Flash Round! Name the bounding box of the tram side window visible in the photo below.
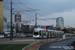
[52,32,54,35]
[48,32,50,35]
[42,31,46,35]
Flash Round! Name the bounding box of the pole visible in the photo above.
[10,1,13,40]
[35,13,37,28]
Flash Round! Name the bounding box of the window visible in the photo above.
[34,32,38,35]
[42,31,46,35]
[48,32,51,35]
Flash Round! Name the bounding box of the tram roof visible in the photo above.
[34,28,57,31]
[34,28,46,31]
[34,28,64,32]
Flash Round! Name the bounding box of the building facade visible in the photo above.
[56,17,64,29]
[4,17,7,22]
[15,12,21,22]
[4,22,16,34]
[0,0,3,32]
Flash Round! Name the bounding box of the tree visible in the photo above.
[29,27,35,33]
[21,28,27,33]
[62,28,68,33]
[57,27,60,30]
[15,23,19,33]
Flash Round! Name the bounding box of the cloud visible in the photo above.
[20,0,75,15]
[4,0,75,27]
[37,9,75,27]
[4,0,75,15]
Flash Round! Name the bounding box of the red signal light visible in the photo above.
[46,29,47,31]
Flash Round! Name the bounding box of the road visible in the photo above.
[39,38,75,50]
[0,37,33,40]
[0,37,75,44]
[0,37,61,44]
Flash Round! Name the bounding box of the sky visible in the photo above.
[3,0,75,27]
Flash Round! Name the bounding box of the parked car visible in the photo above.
[5,34,16,38]
[26,34,33,37]
[13,34,16,38]
[7,34,10,37]
[0,34,4,38]
[16,33,26,38]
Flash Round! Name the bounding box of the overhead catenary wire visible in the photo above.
[4,0,56,22]
[18,0,33,10]
[12,4,22,12]
[3,0,43,17]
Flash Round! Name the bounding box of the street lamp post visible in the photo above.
[10,1,13,40]
[35,13,37,28]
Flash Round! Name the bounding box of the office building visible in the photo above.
[56,17,64,29]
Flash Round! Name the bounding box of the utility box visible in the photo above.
[63,34,65,39]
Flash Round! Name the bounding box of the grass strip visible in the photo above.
[0,44,29,50]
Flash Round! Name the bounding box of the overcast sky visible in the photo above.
[3,0,75,27]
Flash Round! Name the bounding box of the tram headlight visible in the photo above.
[33,35,34,37]
[37,35,39,37]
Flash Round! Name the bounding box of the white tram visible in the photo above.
[33,28,64,38]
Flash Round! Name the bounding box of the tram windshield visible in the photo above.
[34,30,38,35]
[34,32,38,35]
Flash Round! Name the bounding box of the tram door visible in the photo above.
[51,31,55,38]
[50,31,52,38]
[56,32,57,37]
[42,31,47,38]
[48,32,51,38]
[39,31,41,38]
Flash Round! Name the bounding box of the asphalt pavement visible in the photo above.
[0,37,61,44]
[39,38,75,50]
[0,37,74,45]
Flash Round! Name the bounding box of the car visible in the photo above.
[0,34,4,38]
[26,34,33,37]
[5,34,16,38]
[19,34,26,37]
[13,34,16,38]
[6,34,10,38]
[16,33,26,38]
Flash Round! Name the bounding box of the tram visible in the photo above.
[33,28,64,38]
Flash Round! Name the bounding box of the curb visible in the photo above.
[22,40,42,50]
[70,41,75,49]
[22,37,75,50]
[22,38,61,50]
